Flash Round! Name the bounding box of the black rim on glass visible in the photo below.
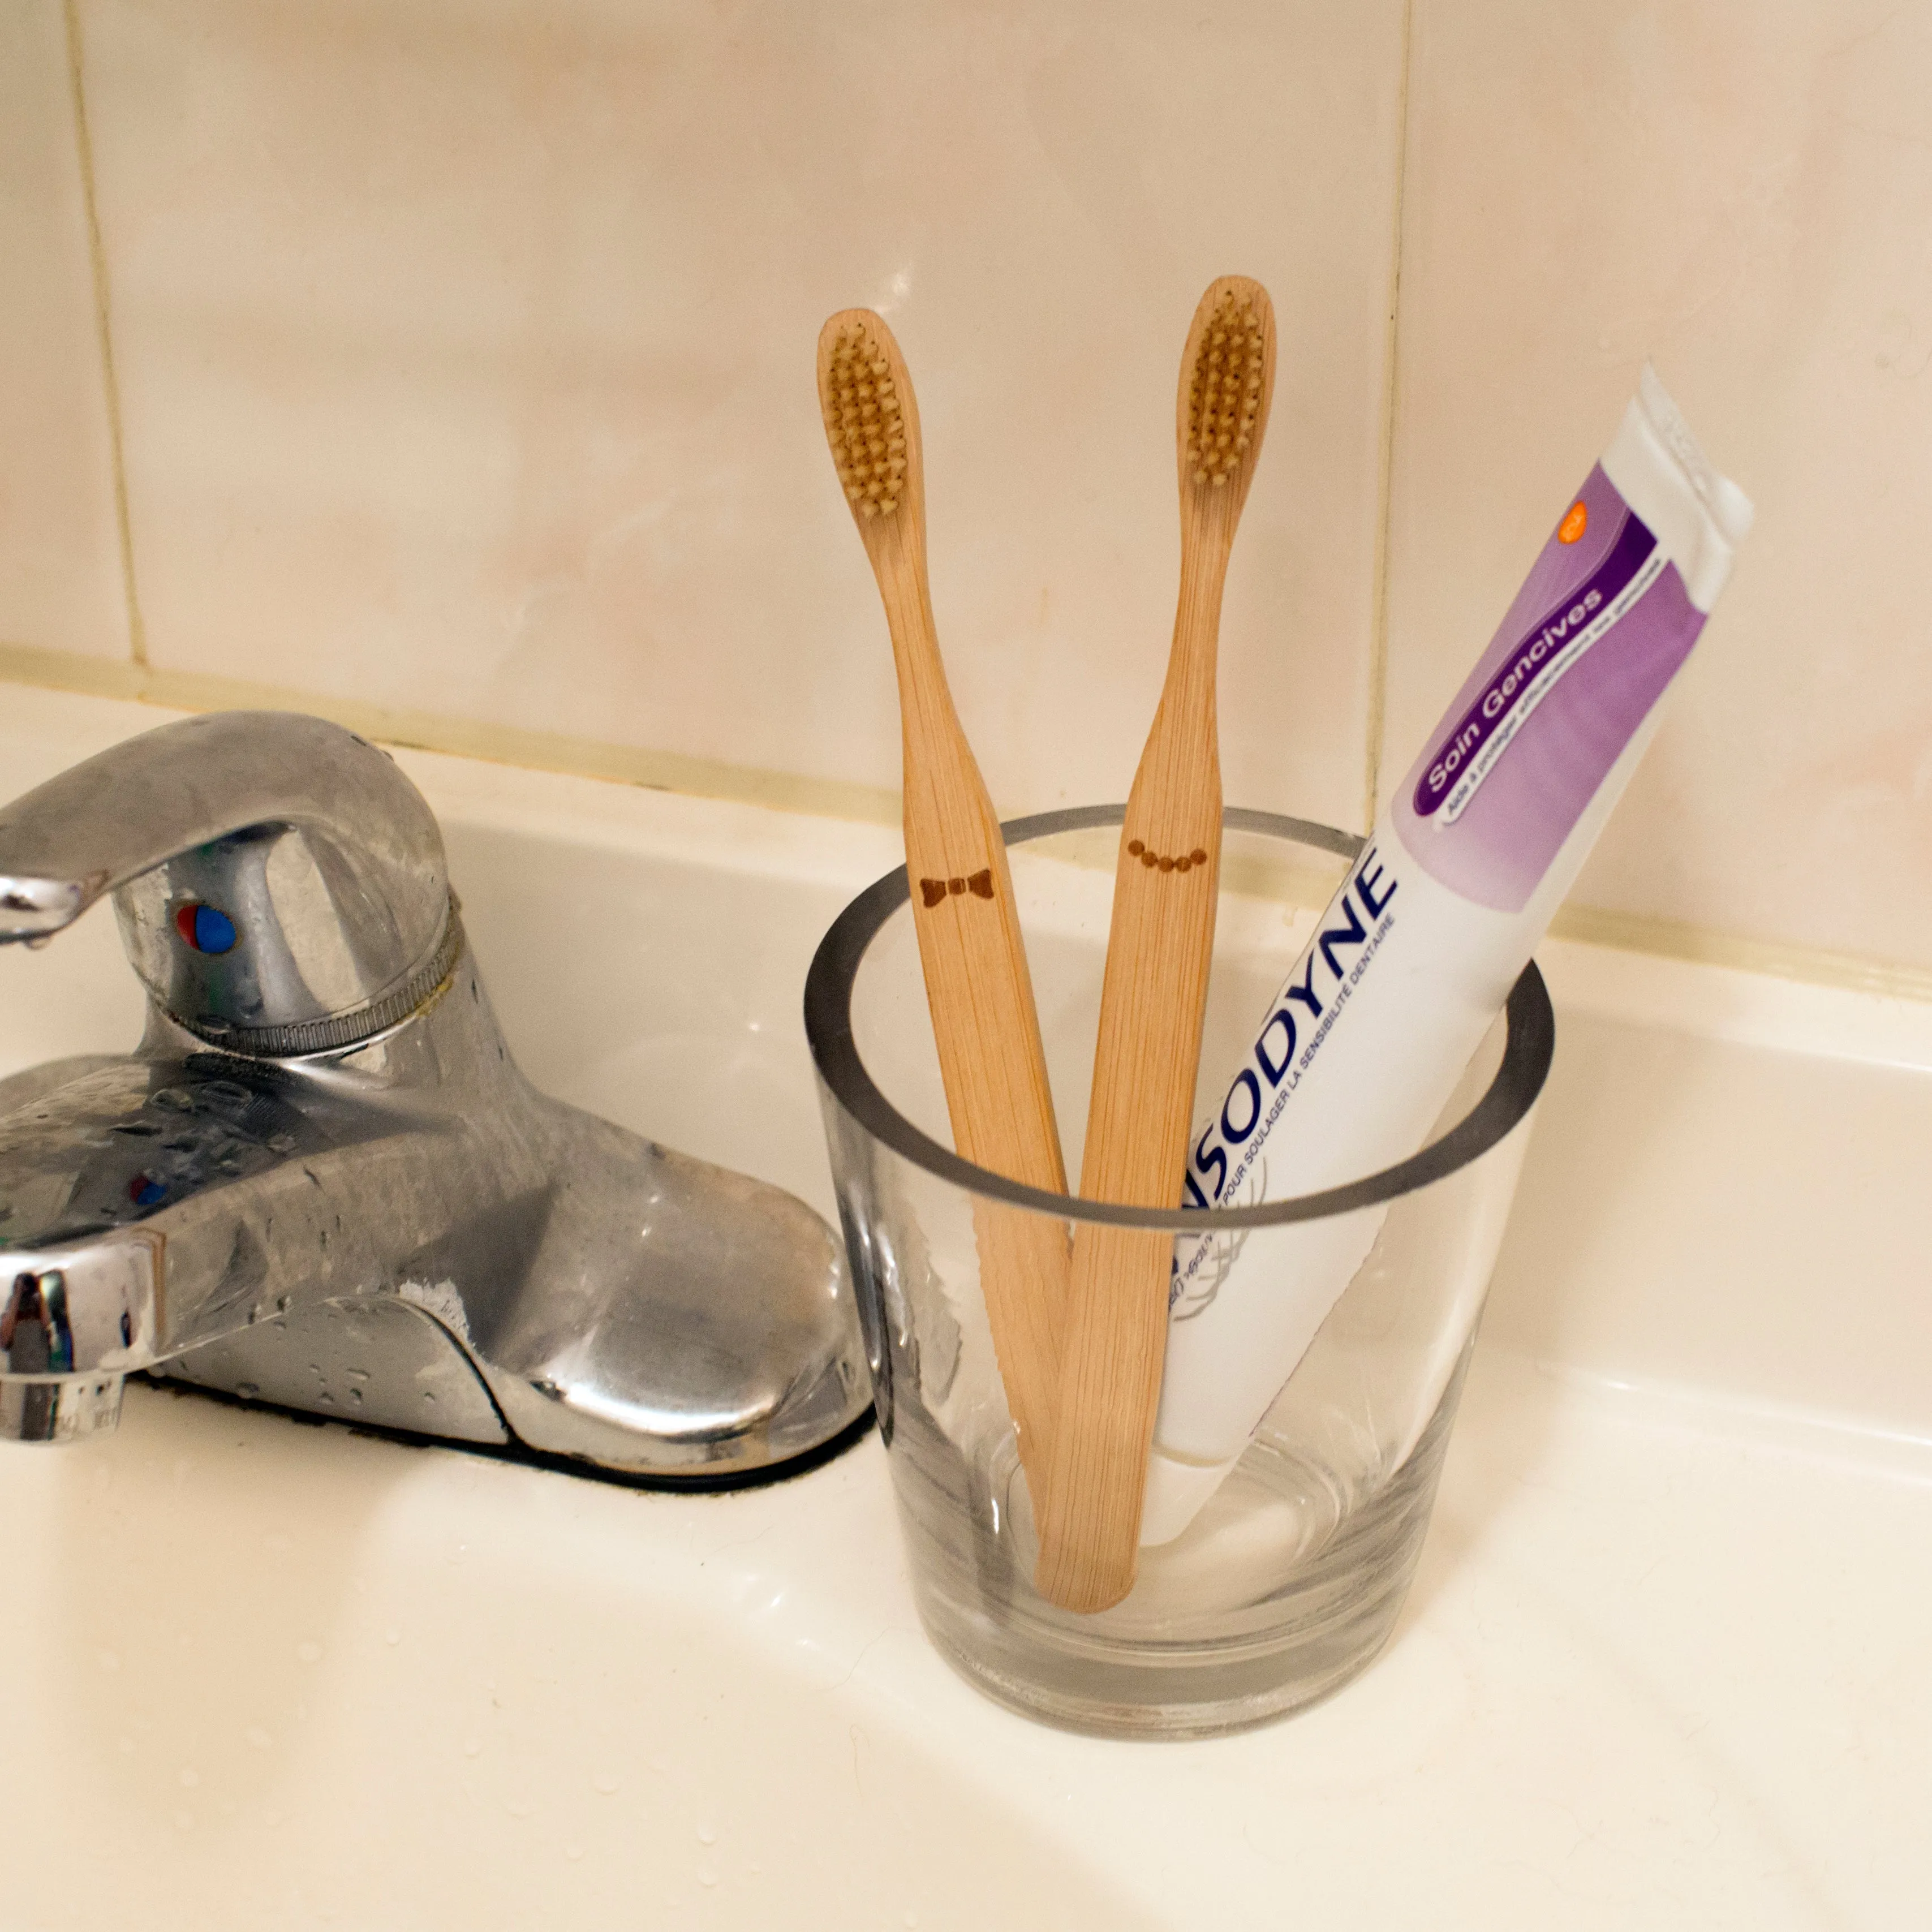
[804,805,1554,1232]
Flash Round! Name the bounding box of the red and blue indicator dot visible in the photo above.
[174,901,238,954]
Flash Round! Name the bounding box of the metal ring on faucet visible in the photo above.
[169,898,468,1061]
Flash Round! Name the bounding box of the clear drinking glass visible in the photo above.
[805,807,1552,1739]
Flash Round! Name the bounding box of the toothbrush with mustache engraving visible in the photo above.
[1036,276,1276,1611]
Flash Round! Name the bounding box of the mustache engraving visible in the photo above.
[1126,840,1210,875]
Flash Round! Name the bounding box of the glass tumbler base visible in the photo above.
[902,1363,1467,1742]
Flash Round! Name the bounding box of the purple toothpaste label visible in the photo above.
[1411,509,1659,820]
[1393,465,1708,914]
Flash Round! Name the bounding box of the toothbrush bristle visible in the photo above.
[1185,289,1267,489]
[823,322,908,520]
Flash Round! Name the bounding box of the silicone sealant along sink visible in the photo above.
[0,687,1928,1929]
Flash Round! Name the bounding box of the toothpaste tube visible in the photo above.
[1142,366,1753,1544]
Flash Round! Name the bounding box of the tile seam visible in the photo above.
[2,640,1925,1007]
[0,638,901,827]
[1362,0,1414,836]
[62,0,147,669]
[1543,903,1932,1006]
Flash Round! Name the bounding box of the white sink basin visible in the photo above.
[0,686,1926,1929]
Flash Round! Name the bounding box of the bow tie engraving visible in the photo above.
[919,869,995,909]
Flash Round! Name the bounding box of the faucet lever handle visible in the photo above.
[0,711,453,1056]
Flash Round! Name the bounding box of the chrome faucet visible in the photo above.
[0,711,869,1478]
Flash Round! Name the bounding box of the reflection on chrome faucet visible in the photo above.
[1,1270,76,1437]
[0,711,870,1479]
[1,1273,75,1372]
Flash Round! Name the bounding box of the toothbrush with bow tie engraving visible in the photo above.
[817,309,1071,1491]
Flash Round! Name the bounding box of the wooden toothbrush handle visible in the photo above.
[1074,802,1221,1208]
[824,308,1072,1495]
[1034,731,1222,1612]
[901,721,1069,1485]
[1034,1218,1173,1607]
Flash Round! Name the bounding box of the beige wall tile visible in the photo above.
[1384,0,1932,967]
[76,0,1405,831]
[0,2,130,659]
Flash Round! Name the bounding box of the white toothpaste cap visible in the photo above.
[1604,363,1756,614]
[1139,1446,1243,1547]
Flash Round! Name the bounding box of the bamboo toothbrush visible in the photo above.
[817,309,1071,1488]
[1035,277,1276,1612]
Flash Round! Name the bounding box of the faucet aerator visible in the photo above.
[0,1375,124,1443]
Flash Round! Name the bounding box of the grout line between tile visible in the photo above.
[0,638,902,829]
[1544,902,1932,1007]
[63,0,147,669]
[5,638,1929,1007]
[1362,0,1414,836]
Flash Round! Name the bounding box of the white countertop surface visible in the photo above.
[0,684,1925,1929]
[2,1350,1920,1930]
